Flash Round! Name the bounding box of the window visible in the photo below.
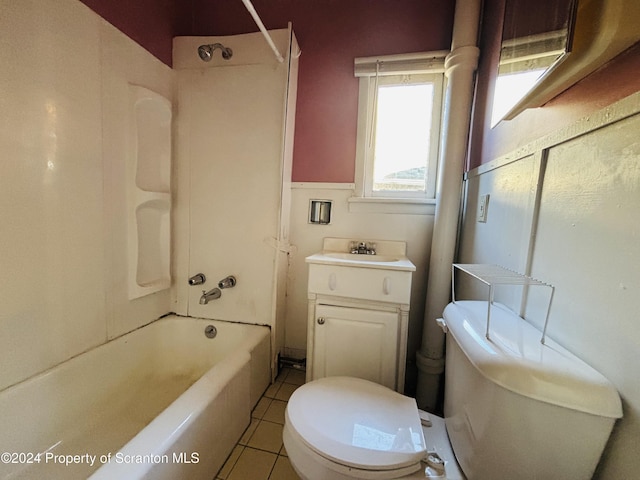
[490,69,545,126]
[353,52,445,207]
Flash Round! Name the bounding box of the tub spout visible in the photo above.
[200,288,222,304]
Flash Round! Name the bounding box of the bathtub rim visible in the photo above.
[0,313,271,396]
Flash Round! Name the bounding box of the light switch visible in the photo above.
[478,194,489,223]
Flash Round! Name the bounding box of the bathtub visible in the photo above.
[0,315,270,480]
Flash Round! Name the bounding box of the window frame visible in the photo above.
[353,51,447,207]
[365,73,443,199]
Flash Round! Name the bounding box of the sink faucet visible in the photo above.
[350,241,376,255]
[200,288,221,304]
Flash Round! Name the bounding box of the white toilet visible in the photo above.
[283,301,623,480]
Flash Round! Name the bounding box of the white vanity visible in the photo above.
[305,238,415,393]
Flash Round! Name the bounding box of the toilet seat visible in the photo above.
[285,377,427,478]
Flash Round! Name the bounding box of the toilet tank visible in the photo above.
[442,301,622,480]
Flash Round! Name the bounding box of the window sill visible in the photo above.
[348,196,436,215]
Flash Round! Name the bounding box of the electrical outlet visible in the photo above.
[478,194,489,223]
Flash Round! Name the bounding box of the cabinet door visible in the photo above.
[313,304,398,389]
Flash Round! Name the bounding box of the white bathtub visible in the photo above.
[0,315,270,480]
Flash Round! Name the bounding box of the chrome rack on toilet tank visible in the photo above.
[448,263,555,343]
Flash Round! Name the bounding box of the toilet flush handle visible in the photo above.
[436,318,448,333]
[423,452,446,477]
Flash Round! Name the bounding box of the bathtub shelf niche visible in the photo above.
[127,85,172,299]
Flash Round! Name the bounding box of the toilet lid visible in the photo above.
[286,377,426,471]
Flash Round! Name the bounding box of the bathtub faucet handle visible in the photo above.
[218,275,237,289]
[188,273,206,286]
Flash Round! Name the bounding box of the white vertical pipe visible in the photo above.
[415,0,481,411]
[241,0,285,63]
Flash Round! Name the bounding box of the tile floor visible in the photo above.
[215,367,306,480]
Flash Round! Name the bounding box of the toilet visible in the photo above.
[283,301,623,480]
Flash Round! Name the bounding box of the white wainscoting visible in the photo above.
[459,91,640,480]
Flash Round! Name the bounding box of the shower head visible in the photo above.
[197,45,214,61]
[197,43,233,61]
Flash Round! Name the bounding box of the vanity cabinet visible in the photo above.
[311,303,401,390]
[305,238,415,393]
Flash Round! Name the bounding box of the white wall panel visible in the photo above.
[460,94,640,480]
[0,0,105,390]
[526,114,640,479]
[458,155,540,310]
[0,0,174,391]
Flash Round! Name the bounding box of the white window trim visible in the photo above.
[364,73,444,199]
[352,51,448,214]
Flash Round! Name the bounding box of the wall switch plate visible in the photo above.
[478,194,489,223]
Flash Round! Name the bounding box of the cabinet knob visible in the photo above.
[317,317,325,325]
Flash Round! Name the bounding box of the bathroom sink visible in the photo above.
[305,238,416,271]
[323,253,400,263]
[306,251,415,272]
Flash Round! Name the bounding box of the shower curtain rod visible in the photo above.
[241,0,285,63]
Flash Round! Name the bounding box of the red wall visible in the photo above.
[81,0,454,184]
[76,0,640,177]
[469,0,640,170]
[186,0,454,183]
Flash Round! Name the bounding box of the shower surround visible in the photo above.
[1,1,297,478]
[0,0,174,394]
[172,28,300,377]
